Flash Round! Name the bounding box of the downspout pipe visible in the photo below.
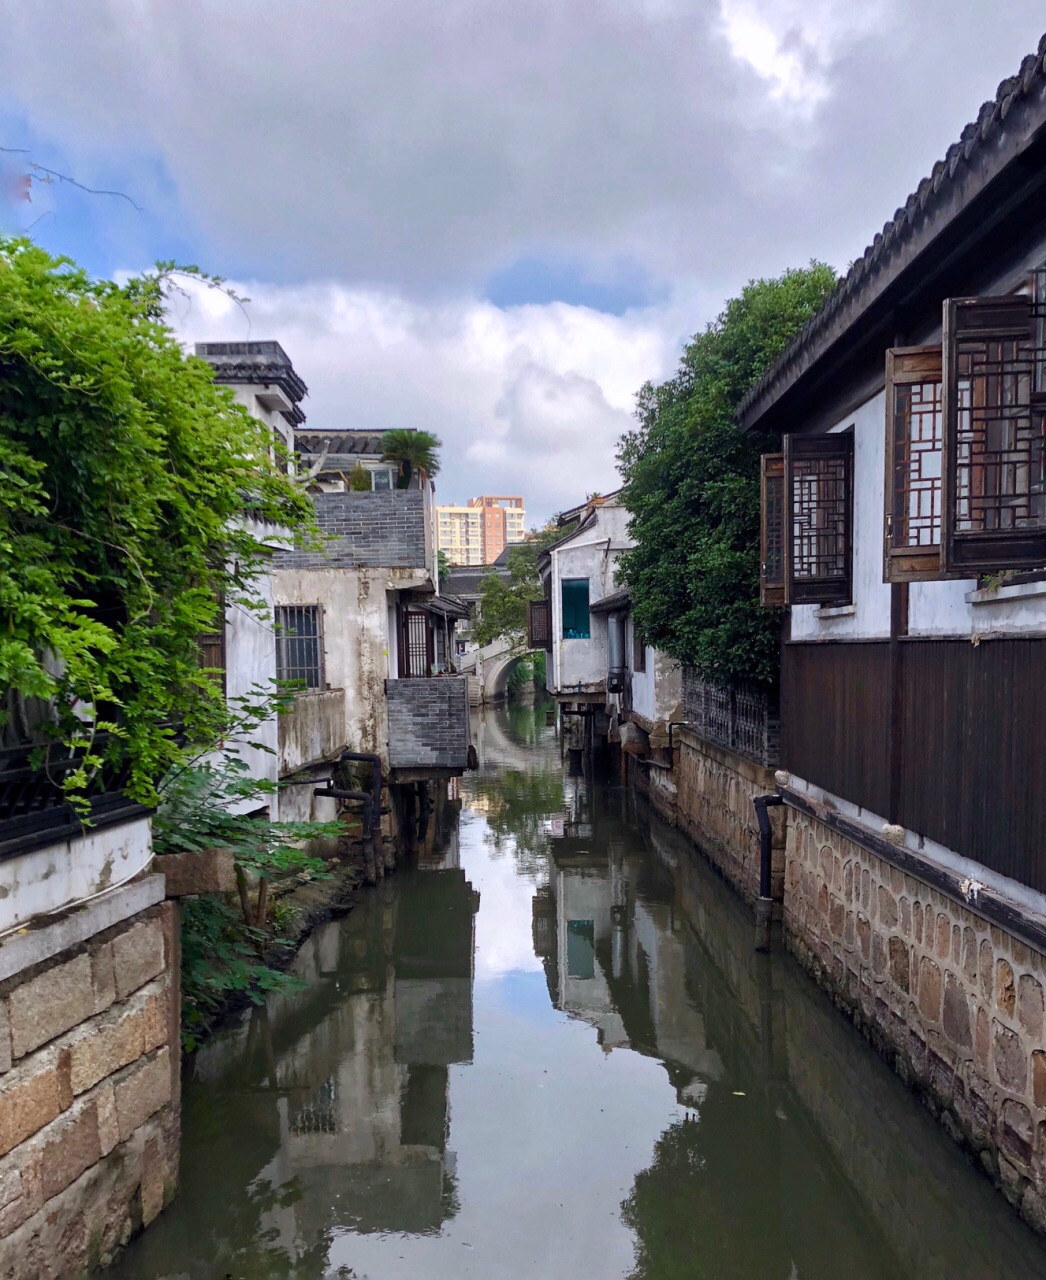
[753,794,785,952]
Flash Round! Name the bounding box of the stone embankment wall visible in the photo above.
[634,721,1046,1236]
[0,889,180,1279]
[644,726,784,908]
[784,805,1046,1234]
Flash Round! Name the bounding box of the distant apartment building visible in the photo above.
[437,495,526,565]
[437,505,485,566]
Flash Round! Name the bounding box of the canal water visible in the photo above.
[114,701,1046,1280]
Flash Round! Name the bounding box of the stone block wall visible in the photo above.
[387,677,470,770]
[0,901,180,1278]
[662,727,784,907]
[273,490,427,571]
[784,806,1046,1233]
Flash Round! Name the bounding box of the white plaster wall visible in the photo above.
[791,390,1046,642]
[631,647,682,724]
[273,565,431,766]
[0,816,153,935]
[222,569,280,816]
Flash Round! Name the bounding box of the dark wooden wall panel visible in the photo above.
[781,642,892,822]
[782,637,1046,893]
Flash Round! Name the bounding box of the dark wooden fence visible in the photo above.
[781,637,1046,892]
[682,668,780,768]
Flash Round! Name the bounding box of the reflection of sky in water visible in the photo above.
[462,809,543,980]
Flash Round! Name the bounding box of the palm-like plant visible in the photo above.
[380,428,442,489]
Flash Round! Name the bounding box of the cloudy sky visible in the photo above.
[2,2,1044,522]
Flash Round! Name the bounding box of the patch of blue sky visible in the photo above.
[0,108,200,281]
[479,968,556,1022]
[484,252,666,315]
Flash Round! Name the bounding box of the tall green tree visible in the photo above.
[0,238,316,801]
[617,264,837,689]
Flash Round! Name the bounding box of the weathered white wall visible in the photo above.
[273,565,430,766]
[631,646,681,725]
[223,567,280,815]
[0,816,153,935]
[789,390,1046,642]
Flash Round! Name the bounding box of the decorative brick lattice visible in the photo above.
[681,668,780,768]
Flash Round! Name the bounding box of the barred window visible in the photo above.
[884,346,943,582]
[784,432,854,606]
[941,280,1046,574]
[275,605,324,689]
[759,453,786,605]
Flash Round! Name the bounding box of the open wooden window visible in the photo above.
[759,453,786,605]
[884,346,943,582]
[527,599,553,651]
[784,432,854,605]
[941,281,1046,574]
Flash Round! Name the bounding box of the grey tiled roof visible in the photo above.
[296,430,408,457]
[738,33,1046,429]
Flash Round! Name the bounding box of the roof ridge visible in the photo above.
[737,34,1046,424]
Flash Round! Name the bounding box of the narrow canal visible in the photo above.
[115,701,1046,1280]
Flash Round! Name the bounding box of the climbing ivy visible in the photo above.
[617,264,838,689]
[0,238,316,801]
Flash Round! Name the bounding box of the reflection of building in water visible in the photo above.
[540,782,722,1095]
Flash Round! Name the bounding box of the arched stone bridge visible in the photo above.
[457,637,537,704]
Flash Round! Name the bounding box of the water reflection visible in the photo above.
[113,700,1046,1280]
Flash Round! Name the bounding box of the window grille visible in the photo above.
[759,453,786,605]
[275,605,324,689]
[941,277,1046,574]
[371,467,394,491]
[527,599,553,651]
[400,607,433,677]
[884,346,943,582]
[561,579,590,639]
[632,621,646,673]
[784,432,854,605]
[290,1076,340,1135]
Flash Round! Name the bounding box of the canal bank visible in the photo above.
[110,701,1046,1278]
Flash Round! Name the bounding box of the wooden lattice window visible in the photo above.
[941,280,1046,574]
[632,621,646,673]
[884,346,943,582]
[784,432,854,605]
[275,605,325,689]
[759,453,786,605]
[527,599,553,651]
[400,607,433,678]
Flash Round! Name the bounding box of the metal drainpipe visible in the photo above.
[752,794,785,952]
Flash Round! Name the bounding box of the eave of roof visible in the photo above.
[738,35,1046,433]
[589,586,631,614]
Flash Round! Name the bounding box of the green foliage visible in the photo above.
[0,238,316,803]
[153,757,341,1051]
[380,427,442,488]
[617,264,838,688]
[507,658,533,695]
[473,523,573,648]
[437,549,451,585]
[348,461,372,491]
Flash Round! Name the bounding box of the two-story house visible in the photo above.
[746,37,1046,1223]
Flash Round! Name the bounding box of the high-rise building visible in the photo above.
[437,495,526,565]
[467,496,526,564]
[436,505,485,565]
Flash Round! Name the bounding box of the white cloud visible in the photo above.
[165,274,685,522]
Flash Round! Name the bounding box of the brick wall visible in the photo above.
[273,491,427,570]
[785,807,1046,1234]
[386,678,470,770]
[0,901,179,1277]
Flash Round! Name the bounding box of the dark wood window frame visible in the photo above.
[783,431,854,606]
[527,599,553,651]
[883,345,944,583]
[399,606,434,678]
[940,280,1046,575]
[760,453,786,605]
